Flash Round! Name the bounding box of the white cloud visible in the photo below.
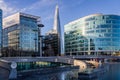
[21,0,57,12]
[43,14,53,22]
[0,0,18,17]
[20,0,56,22]
[0,0,56,21]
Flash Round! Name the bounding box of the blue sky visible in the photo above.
[0,0,120,35]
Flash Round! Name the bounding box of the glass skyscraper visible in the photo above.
[2,13,41,57]
[64,14,120,55]
[0,9,2,55]
[43,5,62,56]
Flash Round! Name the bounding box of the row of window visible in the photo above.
[65,47,120,52]
[86,29,120,34]
[85,15,120,21]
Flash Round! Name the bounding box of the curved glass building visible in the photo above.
[64,14,120,55]
[0,9,2,55]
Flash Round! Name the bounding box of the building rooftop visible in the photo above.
[4,12,40,20]
[64,13,120,27]
[19,12,40,19]
[3,12,40,29]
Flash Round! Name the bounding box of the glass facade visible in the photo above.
[0,9,2,53]
[19,15,38,52]
[64,14,120,55]
[43,31,60,56]
[2,13,40,57]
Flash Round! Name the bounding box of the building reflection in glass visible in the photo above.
[2,13,41,57]
[0,9,2,56]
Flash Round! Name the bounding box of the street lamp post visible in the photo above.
[38,24,44,57]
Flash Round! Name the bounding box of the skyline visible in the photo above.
[0,1,120,79]
[0,0,120,35]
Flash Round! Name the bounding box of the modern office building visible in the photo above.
[64,14,120,55]
[0,9,2,56]
[2,12,43,57]
[43,5,62,56]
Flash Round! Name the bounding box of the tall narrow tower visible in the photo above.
[53,5,62,55]
[44,5,62,56]
[53,5,61,33]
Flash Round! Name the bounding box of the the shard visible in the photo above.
[44,5,62,56]
[53,5,62,55]
[53,5,61,34]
